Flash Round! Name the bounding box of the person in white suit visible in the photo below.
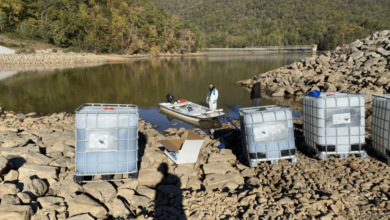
[206,83,218,110]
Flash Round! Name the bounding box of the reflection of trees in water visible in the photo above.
[0,71,17,81]
[0,63,103,76]
[0,55,306,113]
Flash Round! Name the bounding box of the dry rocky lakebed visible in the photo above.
[2,31,390,220]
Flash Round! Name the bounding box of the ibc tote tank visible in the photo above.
[371,95,390,164]
[239,105,297,167]
[74,103,139,182]
[302,92,366,159]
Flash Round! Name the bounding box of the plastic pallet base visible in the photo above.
[302,142,367,160]
[248,156,298,167]
[74,172,138,183]
[367,144,390,165]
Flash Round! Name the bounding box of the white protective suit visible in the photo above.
[207,88,219,110]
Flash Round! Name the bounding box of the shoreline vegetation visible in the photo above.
[0,0,203,56]
[4,0,389,64]
[0,32,206,65]
[151,0,390,49]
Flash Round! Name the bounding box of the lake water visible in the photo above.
[0,52,313,131]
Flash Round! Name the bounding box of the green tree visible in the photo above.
[150,0,390,49]
[0,0,198,54]
[0,0,23,26]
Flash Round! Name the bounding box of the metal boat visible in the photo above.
[159,100,225,123]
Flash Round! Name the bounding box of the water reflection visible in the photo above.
[0,71,17,81]
[159,109,222,129]
[207,52,312,61]
[0,53,311,131]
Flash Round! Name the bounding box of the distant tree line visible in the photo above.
[0,0,203,54]
[150,0,390,49]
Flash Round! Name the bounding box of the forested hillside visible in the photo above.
[150,0,390,49]
[0,0,201,54]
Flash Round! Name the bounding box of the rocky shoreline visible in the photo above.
[0,49,205,66]
[237,30,390,127]
[0,50,107,65]
[0,108,389,220]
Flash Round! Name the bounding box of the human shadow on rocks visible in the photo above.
[152,163,186,220]
[138,131,147,165]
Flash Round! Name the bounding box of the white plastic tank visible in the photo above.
[371,95,390,163]
[74,103,138,182]
[303,92,366,159]
[239,105,297,167]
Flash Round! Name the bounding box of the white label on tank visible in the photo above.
[333,113,351,124]
[89,134,109,149]
[254,127,270,140]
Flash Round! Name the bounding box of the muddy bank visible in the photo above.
[0,108,389,220]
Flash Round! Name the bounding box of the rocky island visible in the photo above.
[237,30,390,129]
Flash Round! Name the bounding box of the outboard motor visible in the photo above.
[166,93,175,104]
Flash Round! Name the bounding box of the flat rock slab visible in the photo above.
[37,196,65,209]
[17,192,31,204]
[38,133,74,147]
[50,179,83,200]
[0,150,52,166]
[136,185,156,201]
[175,165,197,177]
[202,163,235,175]
[18,164,58,179]
[0,205,32,220]
[203,174,234,189]
[106,198,131,218]
[67,194,108,219]
[0,136,29,148]
[83,181,116,203]
[0,183,18,198]
[117,188,135,204]
[4,170,18,181]
[128,194,151,207]
[138,168,164,188]
[186,178,202,190]
[207,150,236,163]
[67,213,95,220]
[0,194,20,206]
[118,179,139,190]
